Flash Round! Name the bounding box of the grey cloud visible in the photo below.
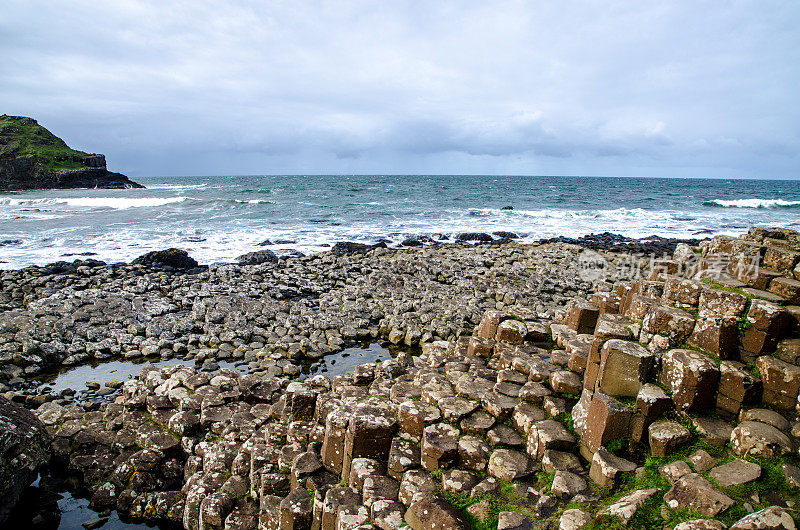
[1,0,799,177]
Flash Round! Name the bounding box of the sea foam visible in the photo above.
[704,198,800,208]
[0,197,189,209]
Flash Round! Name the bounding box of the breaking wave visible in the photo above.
[704,198,800,209]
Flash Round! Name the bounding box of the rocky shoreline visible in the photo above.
[2,229,800,529]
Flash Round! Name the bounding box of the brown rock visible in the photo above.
[716,361,762,419]
[458,435,491,472]
[527,420,576,460]
[595,339,655,398]
[477,310,508,339]
[565,301,599,335]
[549,370,582,395]
[496,319,528,345]
[729,505,797,530]
[468,336,495,358]
[588,447,636,487]
[664,473,734,517]
[660,349,720,412]
[279,487,313,530]
[687,317,739,358]
[550,470,588,499]
[630,384,672,442]
[776,338,800,365]
[730,420,793,458]
[699,288,749,319]
[770,277,800,304]
[764,247,800,272]
[663,277,704,308]
[642,305,697,346]
[404,494,469,530]
[582,393,631,453]
[755,355,800,410]
[709,459,761,487]
[748,299,791,335]
[692,417,733,447]
[488,449,535,481]
[648,420,691,457]
[421,423,460,471]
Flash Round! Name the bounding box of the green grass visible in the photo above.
[700,278,748,296]
[0,114,92,171]
[442,488,542,530]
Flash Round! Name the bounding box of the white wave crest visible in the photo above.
[0,196,189,209]
[705,198,800,208]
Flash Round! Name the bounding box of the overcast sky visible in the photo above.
[2,1,799,178]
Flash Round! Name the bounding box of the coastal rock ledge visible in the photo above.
[0,115,143,190]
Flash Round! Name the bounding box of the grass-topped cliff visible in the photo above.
[0,115,92,171]
[0,115,142,190]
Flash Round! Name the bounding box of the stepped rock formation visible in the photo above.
[0,115,143,190]
[3,227,800,528]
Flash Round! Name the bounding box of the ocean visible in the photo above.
[1,175,799,269]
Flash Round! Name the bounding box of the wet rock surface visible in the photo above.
[0,396,51,523]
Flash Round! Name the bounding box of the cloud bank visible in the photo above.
[2,0,799,177]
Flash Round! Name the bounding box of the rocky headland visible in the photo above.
[0,115,143,190]
[2,229,800,529]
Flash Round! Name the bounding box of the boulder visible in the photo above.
[589,447,636,487]
[498,511,534,530]
[527,420,576,460]
[730,421,793,458]
[487,449,535,481]
[565,301,599,335]
[709,459,761,487]
[594,339,654,399]
[663,277,704,308]
[642,305,696,346]
[648,421,691,457]
[630,383,672,442]
[687,317,738,358]
[664,473,734,517]
[551,470,588,499]
[405,494,469,530]
[559,508,593,530]
[729,506,797,530]
[698,288,749,319]
[132,248,199,269]
[597,488,660,524]
[582,393,631,453]
[770,277,800,304]
[236,250,278,265]
[660,349,720,412]
[755,355,800,410]
[496,319,528,344]
[2,397,51,523]
[716,361,762,419]
[763,247,800,272]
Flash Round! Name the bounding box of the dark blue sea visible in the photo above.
[1,175,799,268]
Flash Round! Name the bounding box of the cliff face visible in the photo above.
[0,115,143,190]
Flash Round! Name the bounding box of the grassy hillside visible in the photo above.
[0,115,91,171]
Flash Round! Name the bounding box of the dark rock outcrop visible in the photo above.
[0,396,51,523]
[0,115,143,190]
[331,241,388,255]
[237,249,278,265]
[132,248,200,269]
